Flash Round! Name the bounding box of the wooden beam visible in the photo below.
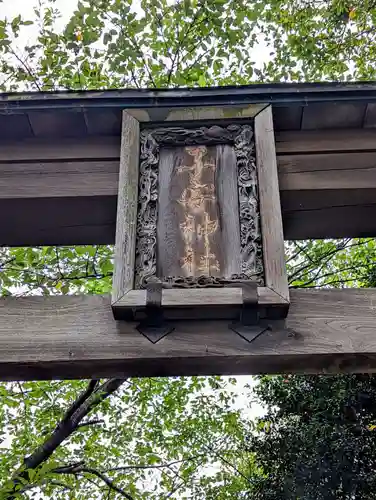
[281,189,376,240]
[0,160,119,199]
[255,106,289,302]
[114,287,287,320]
[0,289,376,380]
[3,130,376,245]
[0,136,120,161]
[112,112,140,304]
[0,197,116,246]
[275,128,376,238]
[278,152,376,190]
[275,129,376,154]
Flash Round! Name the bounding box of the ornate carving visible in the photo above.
[134,131,159,288]
[134,124,264,289]
[235,125,264,283]
[160,274,256,288]
[143,125,236,145]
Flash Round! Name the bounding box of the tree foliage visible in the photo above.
[244,238,376,499]
[248,374,376,499]
[256,0,376,81]
[0,377,251,498]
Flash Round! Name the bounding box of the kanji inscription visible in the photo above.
[134,125,264,289]
[177,146,219,277]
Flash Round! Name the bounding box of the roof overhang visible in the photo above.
[1,81,376,140]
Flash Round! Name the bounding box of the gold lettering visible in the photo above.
[197,212,220,274]
[177,145,219,276]
[179,214,196,275]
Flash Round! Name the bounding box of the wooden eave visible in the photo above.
[2,81,376,246]
[2,82,376,139]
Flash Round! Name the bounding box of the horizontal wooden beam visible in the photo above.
[275,129,376,153]
[2,130,376,245]
[0,289,376,380]
[0,160,118,199]
[0,136,120,161]
[278,137,376,238]
[113,287,288,320]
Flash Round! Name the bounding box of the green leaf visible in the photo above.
[198,73,206,86]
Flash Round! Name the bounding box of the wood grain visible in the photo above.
[0,160,119,199]
[279,151,376,172]
[116,286,286,308]
[4,125,376,245]
[278,153,376,190]
[1,288,376,379]
[216,145,243,276]
[125,104,268,123]
[301,103,366,130]
[0,136,120,161]
[111,112,140,304]
[156,145,241,279]
[276,129,376,154]
[113,284,287,321]
[255,106,289,305]
[157,148,184,277]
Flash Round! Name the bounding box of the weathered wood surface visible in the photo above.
[0,197,116,247]
[3,129,375,162]
[114,286,287,320]
[112,112,140,304]
[0,136,120,160]
[255,106,289,303]
[281,193,376,240]
[0,160,119,199]
[126,104,268,122]
[3,128,376,244]
[278,153,376,190]
[157,145,241,279]
[276,128,376,238]
[301,103,367,130]
[216,145,243,275]
[2,129,375,162]
[275,129,376,153]
[1,289,376,379]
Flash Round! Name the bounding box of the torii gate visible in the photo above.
[1,82,376,380]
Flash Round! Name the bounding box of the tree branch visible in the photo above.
[77,418,105,429]
[106,454,206,472]
[62,379,99,424]
[70,467,134,499]
[8,47,42,91]
[288,238,361,282]
[53,464,134,499]
[6,379,126,499]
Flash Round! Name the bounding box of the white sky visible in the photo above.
[1,0,78,24]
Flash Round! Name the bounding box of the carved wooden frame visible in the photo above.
[112,105,289,321]
[134,124,264,289]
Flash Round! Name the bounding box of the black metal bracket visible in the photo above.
[136,282,174,344]
[229,282,269,343]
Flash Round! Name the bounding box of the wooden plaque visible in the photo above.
[112,106,289,321]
